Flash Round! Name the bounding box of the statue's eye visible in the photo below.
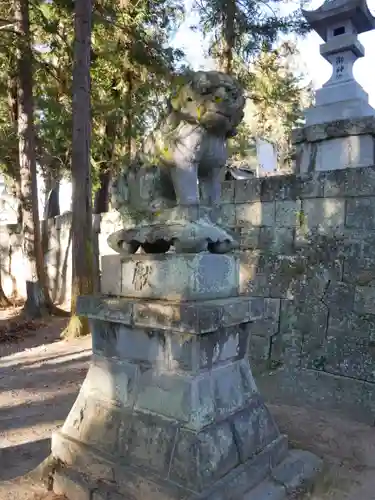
[187,97,193,102]
[214,96,223,103]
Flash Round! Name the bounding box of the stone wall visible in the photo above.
[2,166,375,422]
[219,166,375,425]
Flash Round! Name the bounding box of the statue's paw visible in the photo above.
[107,230,140,255]
[207,239,239,254]
[141,240,171,254]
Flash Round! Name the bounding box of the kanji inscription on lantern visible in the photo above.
[132,261,152,291]
[335,55,345,80]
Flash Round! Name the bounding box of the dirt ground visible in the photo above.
[0,308,374,500]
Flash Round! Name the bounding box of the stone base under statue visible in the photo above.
[49,290,322,500]
[107,205,238,255]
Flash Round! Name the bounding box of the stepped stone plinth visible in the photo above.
[49,254,322,500]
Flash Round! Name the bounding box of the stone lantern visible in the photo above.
[293,0,375,172]
[303,0,375,125]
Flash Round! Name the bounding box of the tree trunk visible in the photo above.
[7,69,22,226]
[93,120,117,214]
[220,2,235,74]
[15,0,52,318]
[63,0,93,337]
[125,69,133,161]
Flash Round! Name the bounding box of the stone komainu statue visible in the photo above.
[109,70,246,254]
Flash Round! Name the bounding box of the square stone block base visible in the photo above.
[52,432,322,500]
[101,253,240,300]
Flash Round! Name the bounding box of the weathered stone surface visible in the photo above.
[61,396,124,457]
[323,281,355,312]
[92,322,168,367]
[198,436,288,500]
[257,368,375,426]
[237,226,260,249]
[235,179,262,203]
[236,202,275,227]
[277,300,328,368]
[80,295,257,334]
[271,450,323,495]
[221,181,235,203]
[169,422,239,491]
[298,174,325,198]
[314,135,375,171]
[323,166,375,198]
[213,361,256,419]
[53,467,91,500]
[108,253,240,300]
[135,371,196,423]
[275,200,301,228]
[346,197,375,230]
[343,254,375,285]
[258,227,294,254]
[198,324,250,369]
[216,203,236,226]
[354,285,375,314]
[84,355,139,407]
[243,479,286,500]
[302,198,345,232]
[249,334,272,374]
[323,336,375,383]
[260,175,298,202]
[327,311,375,340]
[126,413,178,475]
[291,117,375,144]
[78,295,133,324]
[248,298,280,337]
[232,395,279,463]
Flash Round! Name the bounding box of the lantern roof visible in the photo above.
[302,0,375,41]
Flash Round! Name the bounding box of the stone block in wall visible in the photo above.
[221,181,235,203]
[314,135,375,171]
[292,116,375,145]
[258,227,294,254]
[248,298,280,337]
[236,202,275,227]
[343,256,375,286]
[354,286,375,315]
[275,200,301,228]
[275,299,328,369]
[216,203,236,226]
[323,282,355,313]
[301,198,345,233]
[237,226,260,249]
[322,336,375,384]
[260,175,298,202]
[323,166,375,198]
[249,335,272,374]
[239,253,306,300]
[234,179,261,203]
[298,174,325,199]
[327,311,375,342]
[346,197,375,230]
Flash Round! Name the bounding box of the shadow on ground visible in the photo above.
[0,319,91,485]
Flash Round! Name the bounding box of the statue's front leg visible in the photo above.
[199,166,223,207]
[170,161,199,205]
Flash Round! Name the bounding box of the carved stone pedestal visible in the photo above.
[50,255,322,500]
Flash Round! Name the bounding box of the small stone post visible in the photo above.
[294,0,375,173]
[49,251,322,499]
